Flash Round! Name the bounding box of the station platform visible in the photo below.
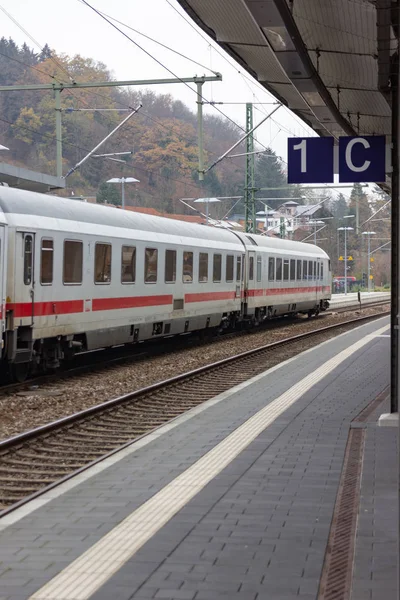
[0,316,396,600]
[330,291,390,309]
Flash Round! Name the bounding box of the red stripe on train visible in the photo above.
[7,295,173,317]
[6,284,331,317]
[185,291,236,303]
[247,286,328,297]
[92,295,173,311]
[7,300,84,318]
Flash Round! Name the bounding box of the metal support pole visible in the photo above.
[356,190,359,235]
[54,88,62,178]
[244,103,256,233]
[390,40,399,414]
[344,229,348,296]
[314,223,317,245]
[196,81,204,181]
[121,180,125,209]
[64,105,142,178]
[205,105,280,174]
[280,217,285,239]
[206,201,209,225]
[367,236,371,293]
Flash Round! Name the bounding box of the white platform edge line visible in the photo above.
[0,316,389,530]
[29,323,389,600]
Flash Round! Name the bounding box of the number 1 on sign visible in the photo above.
[293,139,307,173]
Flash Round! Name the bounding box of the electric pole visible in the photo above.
[244,103,256,233]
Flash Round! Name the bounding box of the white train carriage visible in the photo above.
[0,187,245,378]
[234,233,331,321]
[0,187,331,380]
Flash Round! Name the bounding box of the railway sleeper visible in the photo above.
[0,466,71,475]
[0,457,90,468]
[15,449,104,459]
[0,476,61,484]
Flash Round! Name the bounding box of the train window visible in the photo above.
[303,260,308,280]
[236,256,241,282]
[317,263,320,280]
[296,260,302,280]
[321,264,324,279]
[256,256,262,282]
[95,243,112,284]
[165,250,176,283]
[213,254,222,282]
[276,258,282,281]
[23,234,33,285]
[313,262,317,280]
[183,251,193,283]
[63,240,83,284]
[308,260,313,281]
[290,259,295,281]
[145,248,158,283]
[40,239,53,285]
[121,246,136,283]
[249,256,254,281]
[268,257,275,281]
[199,252,208,282]
[226,255,234,282]
[328,259,331,272]
[283,259,289,281]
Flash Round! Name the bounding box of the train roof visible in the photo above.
[0,188,329,258]
[0,187,237,243]
[235,232,329,258]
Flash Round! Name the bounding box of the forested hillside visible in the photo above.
[0,37,290,213]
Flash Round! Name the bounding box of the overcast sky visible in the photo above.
[0,0,359,197]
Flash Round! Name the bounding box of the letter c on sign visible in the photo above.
[345,138,371,172]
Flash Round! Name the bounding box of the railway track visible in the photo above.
[0,299,389,398]
[0,309,389,515]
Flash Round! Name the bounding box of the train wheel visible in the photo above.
[9,362,30,383]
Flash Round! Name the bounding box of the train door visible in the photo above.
[17,232,35,325]
[236,253,245,311]
[315,259,321,307]
[247,251,255,295]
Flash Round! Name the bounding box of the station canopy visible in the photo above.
[178,0,395,144]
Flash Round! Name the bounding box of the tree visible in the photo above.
[254,148,286,209]
[38,44,52,62]
[12,107,42,144]
[330,193,348,220]
[96,182,121,206]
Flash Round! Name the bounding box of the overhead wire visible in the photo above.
[0,38,253,182]
[0,4,75,82]
[0,5,256,181]
[78,0,272,151]
[0,114,221,197]
[165,0,313,138]
[0,49,67,82]
[77,3,219,76]
[0,1,282,194]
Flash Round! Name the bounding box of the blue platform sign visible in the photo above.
[287,135,386,184]
[338,136,386,183]
[288,137,334,184]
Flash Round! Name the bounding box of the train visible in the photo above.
[0,186,331,381]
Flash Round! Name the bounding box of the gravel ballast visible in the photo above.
[0,306,389,440]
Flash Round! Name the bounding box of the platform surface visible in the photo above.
[0,316,396,600]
